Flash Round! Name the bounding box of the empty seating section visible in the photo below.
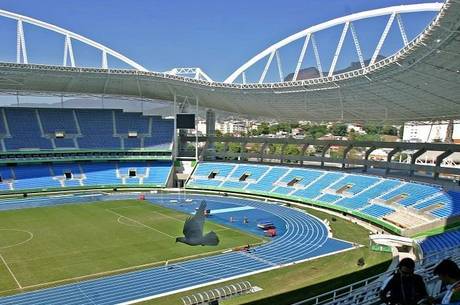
[360,204,394,218]
[13,164,60,190]
[431,191,460,218]
[3,108,53,150]
[187,162,458,225]
[80,163,121,185]
[0,107,174,151]
[272,186,294,195]
[417,230,460,256]
[246,167,288,192]
[292,172,343,200]
[115,112,149,134]
[142,161,172,185]
[0,167,12,191]
[52,163,82,187]
[330,175,379,194]
[317,193,341,203]
[279,169,323,187]
[193,163,234,178]
[190,163,235,187]
[124,138,142,149]
[381,183,440,206]
[229,165,268,181]
[0,161,171,191]
[335,180,401,210]
[76,110,120,149]
[54,138,76,148]
[39,109,78,134]
[118,162,148,176]
[222,181,247,189]
[144,116,174,150]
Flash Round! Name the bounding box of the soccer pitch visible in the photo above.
[0,200,262,295]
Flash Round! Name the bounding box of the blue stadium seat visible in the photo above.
[0,107,174,151]
[12,164,60,190]
[80,162,120,186]
[144,116,174,150]
[246,167,288,192]
[292,172,343,200]
[418,229,460,256]
[142,161,172,186]
[39,108,78,134]
[4,108,53,150]
[360,204,394,218]
[115,111,149,134]
[381,183,441,206]
[330,175,379,195]
[335,179,401,210]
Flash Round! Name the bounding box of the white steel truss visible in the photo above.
[166,68,213,82]
[224,3,442,83]
[0,9,147,71]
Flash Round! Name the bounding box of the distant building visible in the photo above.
[403,121,460,143]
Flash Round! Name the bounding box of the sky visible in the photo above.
[0,0,439,82]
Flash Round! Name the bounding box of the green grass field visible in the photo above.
[0,200,262,295]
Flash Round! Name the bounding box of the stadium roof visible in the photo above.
[0,1,458,122]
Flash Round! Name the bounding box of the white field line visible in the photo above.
[110,203,230,230]
[0,254,22,289]
[106,209,175,239]
[0,243,253,295]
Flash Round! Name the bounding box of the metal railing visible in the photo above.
[181,281,253,305]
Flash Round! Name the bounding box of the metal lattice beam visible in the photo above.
[225,3,442,83]
[0,8,147,71]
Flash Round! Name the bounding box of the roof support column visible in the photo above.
[409,147,426,176]
[434,150,453,180]
[299,143,309,166]
[342,145,353,169]
[321,144,331,168]
[385,147,401,176]
[280,142,289,164]
[259,142,268,163]
[363,146,377,172]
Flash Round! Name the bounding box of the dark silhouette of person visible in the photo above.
[380,258,428,305]
[433,259,460,304]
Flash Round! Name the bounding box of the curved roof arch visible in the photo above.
[224,3,443,84]
[0,8,148,71]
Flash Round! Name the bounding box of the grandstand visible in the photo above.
[0,2,458,305]
[0,107,174,151]
[187,162,458,235]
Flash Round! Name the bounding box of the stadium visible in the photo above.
[0,1,458,305]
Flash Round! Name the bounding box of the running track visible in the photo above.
[0,194,353,305]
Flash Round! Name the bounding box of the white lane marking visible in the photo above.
[0,254,22,289]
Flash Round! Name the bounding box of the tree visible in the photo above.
[257,122,270,135]
[329,124,348,136]
[399,125,404,139]
[228,142,241,153]
[363,124,383,135]
[382,125,398,136]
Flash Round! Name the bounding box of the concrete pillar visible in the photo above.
[445,119,454,144]
[363,146,377,172]
[206,109,216,160]
[409,147,426,176]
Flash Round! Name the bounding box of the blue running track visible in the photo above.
[0,193,353,305]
